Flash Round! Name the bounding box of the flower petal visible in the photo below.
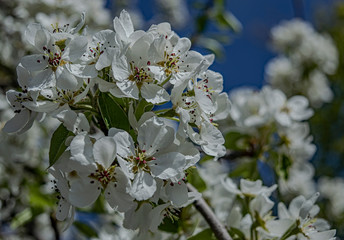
[130,171,156,201]
[93,137,116,169]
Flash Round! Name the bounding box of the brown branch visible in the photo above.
[50,213,60,240]
[187,183,232,240]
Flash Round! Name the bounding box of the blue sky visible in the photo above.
[209,0,338,92]
[110,0,339,92]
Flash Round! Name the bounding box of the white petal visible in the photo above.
[93,137,116,169]
[105,168,136,212]
[130,171,156,201]
[70,133,94,166]
[69,178,101,208]
[66,63,98,78]
[109,128,135,158]
[96,48,116,70]
[113,10,134,39]
[116,80,139,100]
[21,54,48,72]
[2,109,30,133]
[112,54,130,81]
[166,181,188,207]
[141,83,170,104]
[195,87,214,114]
[63,36,88,62]
[150,152,185,179]
[56,198,71,221]
[123,202,152,231]
[137,117,174,156]
[22,101,59,113]
[55,67,79,90]
[29,68,55,90]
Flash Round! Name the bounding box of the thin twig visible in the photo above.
[187,183,232,240]
[50,213,60,240]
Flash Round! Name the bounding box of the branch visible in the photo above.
[50,213,60,240]
[187,183,232,240]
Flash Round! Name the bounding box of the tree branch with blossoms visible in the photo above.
[1,7,339,240]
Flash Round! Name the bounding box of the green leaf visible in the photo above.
[49,124,73,167]
[135,99,154,120]
[11,208,33,229]
[187,168,207,192]
[29,185,55,209]
[156,108,176,118]
[228,227,246,240]
[187,228,216,240]
[278,154,292,180]
[196,14,208,33]
[229,159,257,179]
[159,217,180,233]
[74,221,98,238]
[197,36,225,59]
[98,92,130,131]
[224,131,250,150]
[216,11,242,32]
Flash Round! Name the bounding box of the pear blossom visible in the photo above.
[61,133,136,211]
[267,19,338,107]
[112,116,199,201]
[222,178,277,198]
[21,19,88,91]
[278,193,336,240]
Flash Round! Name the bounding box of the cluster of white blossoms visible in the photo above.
[180,160,336,240]
[224,86,317,198]
[221,178,336,240]
[318,177,344,219]
[0,0,110,86]
[265,19,338,107]
[2,10,230,233]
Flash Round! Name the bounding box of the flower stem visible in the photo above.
[187,183,232,240]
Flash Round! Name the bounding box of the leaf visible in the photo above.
[215,11,242,32]
[277,154,292,180]
[73,221,98,238]
[187,168,207,192]
[29,185,55,209]
[11,208,33,229]
[229,159,257,179]
[98,92,130,131]
[49,124,73,167]
[159,217,180,233]
[156,108,176,118]
[187,228,216,240]
[228,227,246,240]
[135,99,154,120]
[224,131,250,151]
[197,36,225,59]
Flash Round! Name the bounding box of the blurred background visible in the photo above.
[1,0,344,239]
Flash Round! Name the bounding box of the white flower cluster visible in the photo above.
[318,177,344,219]
[226,86,317,197]
[2,10,230,233]
[266,19,338,107]
[0,0,110,85]
[221,178,336,240]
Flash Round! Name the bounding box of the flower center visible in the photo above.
[89,163,116,188]
[126,148,156,174]
[128,63,153,88]
[42,45,67,72]
[158,52,180,76]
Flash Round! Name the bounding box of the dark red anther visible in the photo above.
[147,61,151,65]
